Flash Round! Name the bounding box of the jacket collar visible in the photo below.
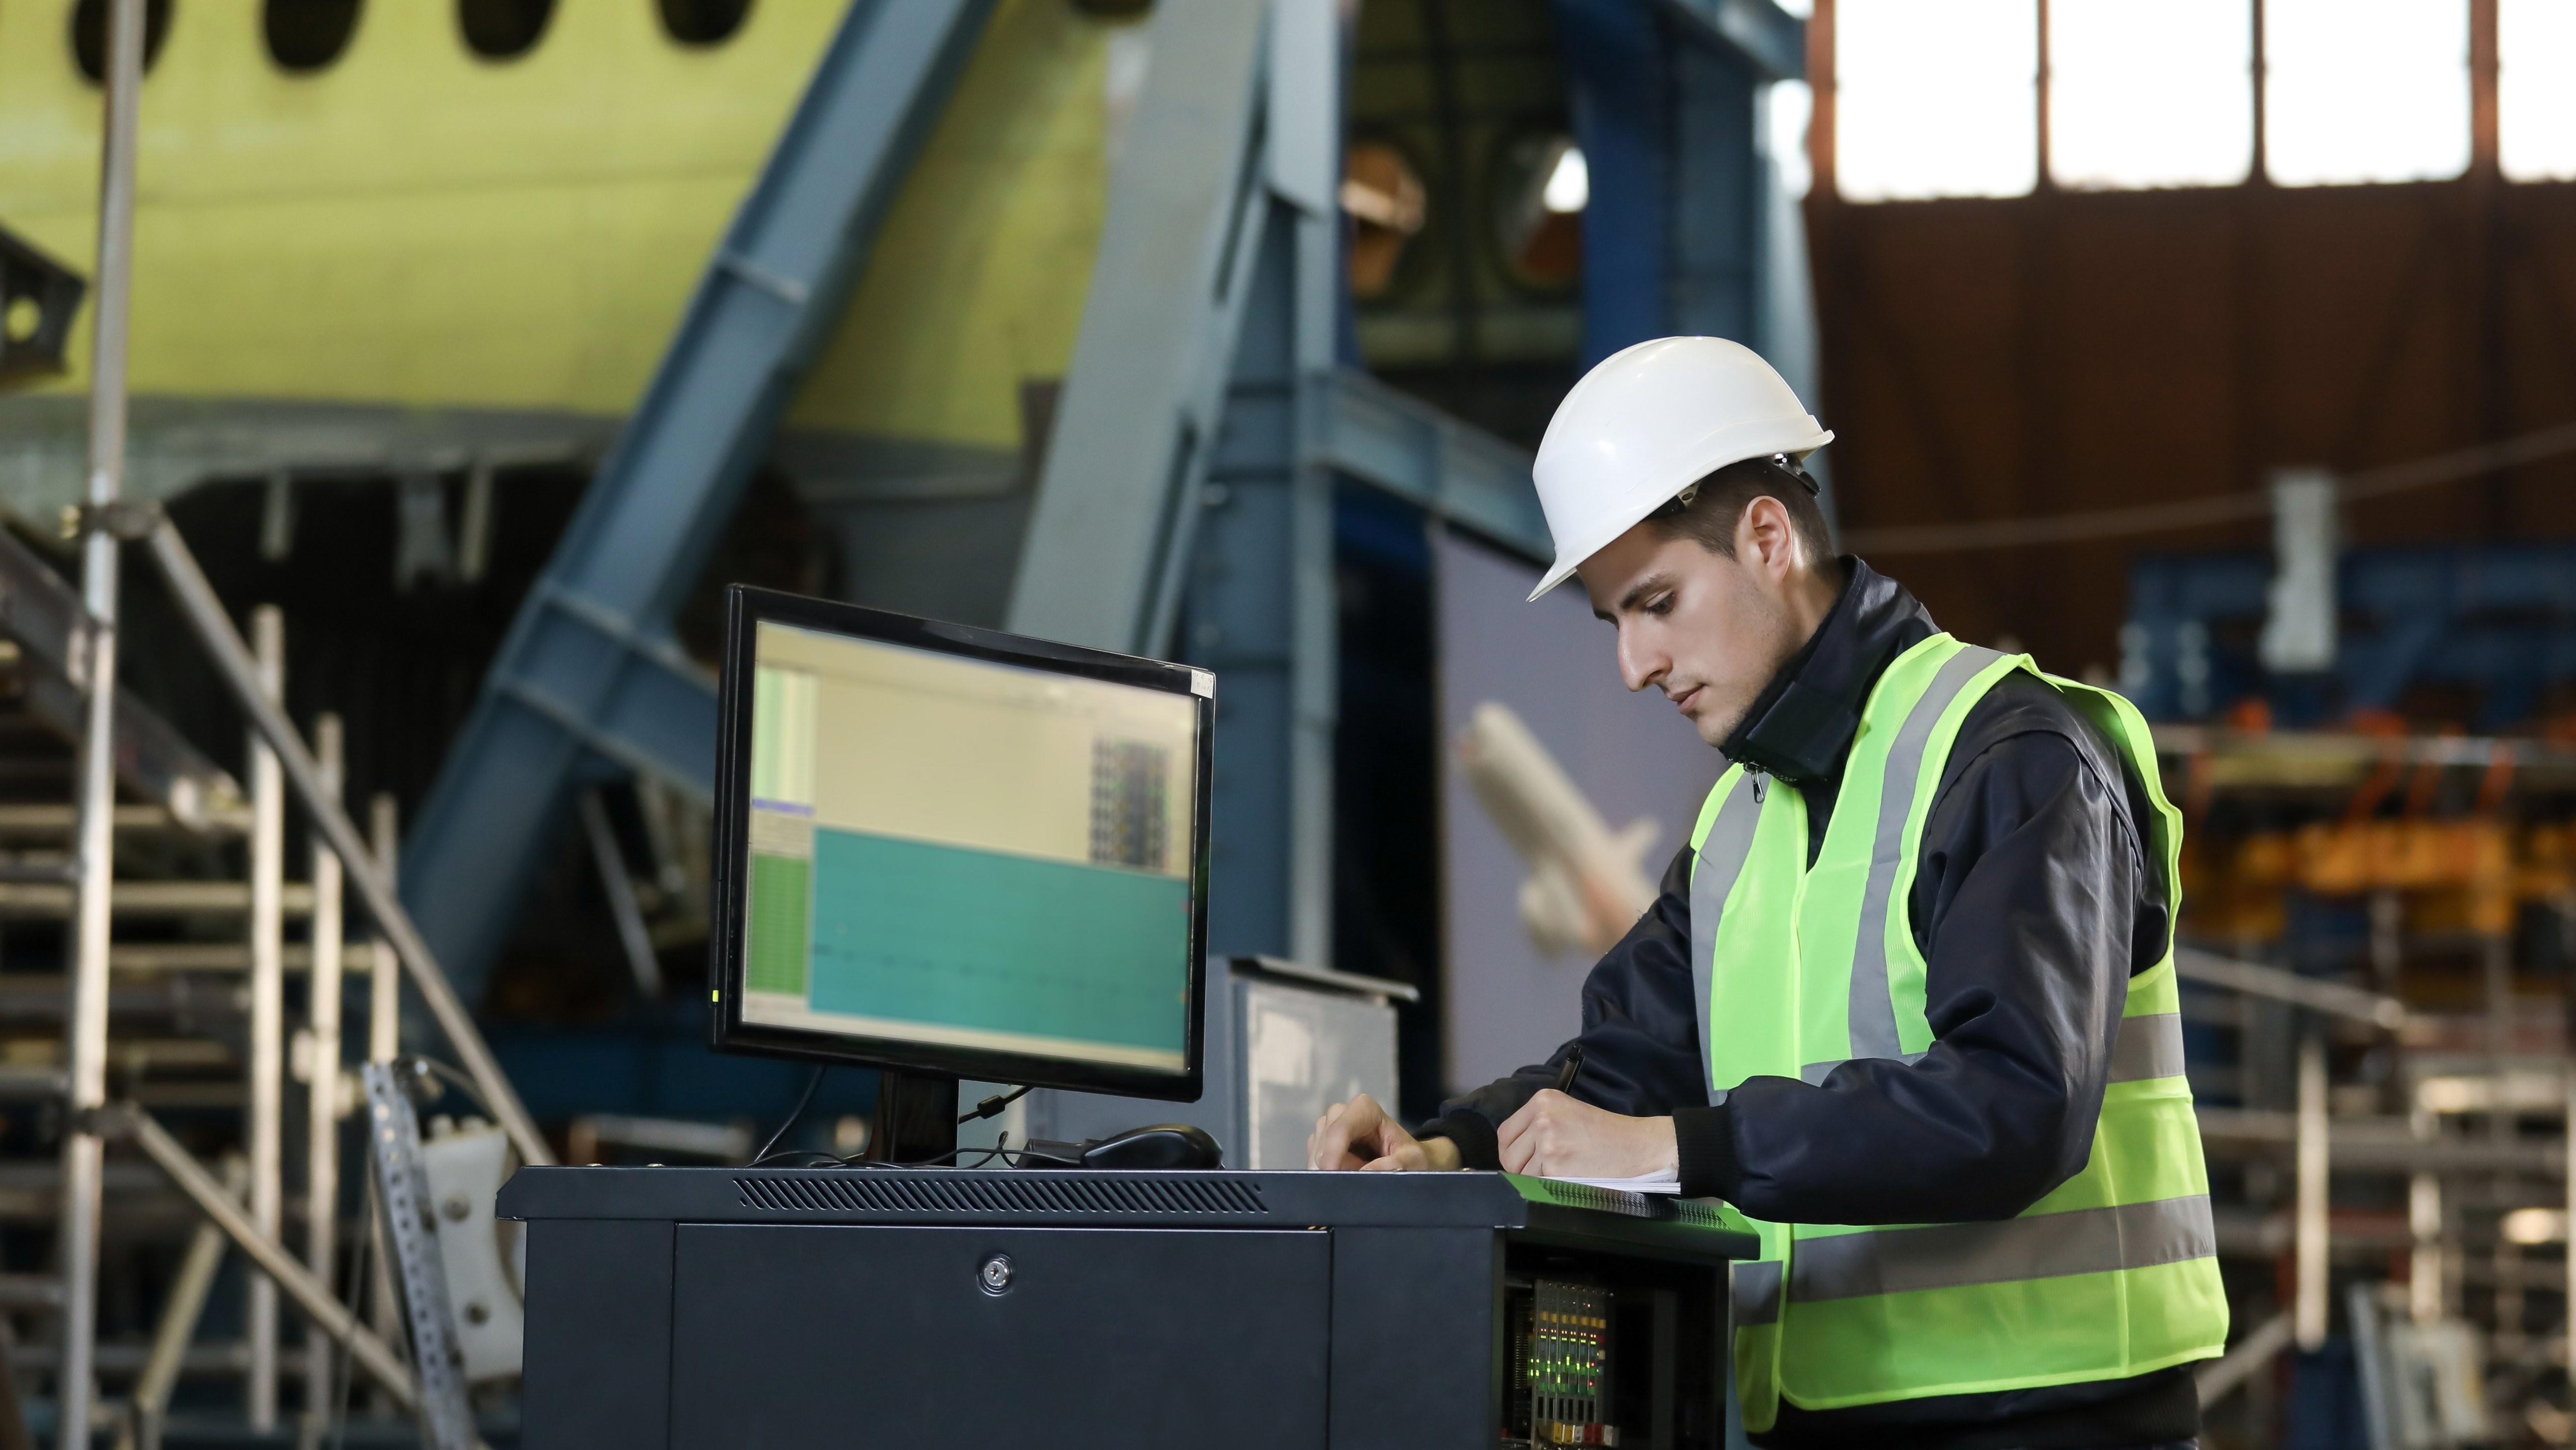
[1720,558,1939,785]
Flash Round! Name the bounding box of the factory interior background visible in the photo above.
[2,0,2575,1444]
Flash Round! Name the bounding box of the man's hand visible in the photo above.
[1496,1091,1678,1179]
[1307,1094,1464,1172]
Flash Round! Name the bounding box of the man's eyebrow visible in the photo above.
[1606,573,1674,620]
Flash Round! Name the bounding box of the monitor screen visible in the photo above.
[709,587,1213,1100]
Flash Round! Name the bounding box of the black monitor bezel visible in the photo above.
[707,585,1211,1102]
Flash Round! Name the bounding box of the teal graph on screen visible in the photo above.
[801,828,1190,1053]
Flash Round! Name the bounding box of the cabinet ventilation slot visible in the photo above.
[734,1174,1270,1216]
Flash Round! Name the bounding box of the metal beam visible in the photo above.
[103,1106,419,1414]
[399,0,996,1004]
[2174,946,2410,1029]
[1658,0,1805,81]
[1301,367,1549,565]
[1005,0,1276,656]
[0,525,243,825]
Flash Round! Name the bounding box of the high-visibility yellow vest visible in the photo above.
[1688,636,2227,1430]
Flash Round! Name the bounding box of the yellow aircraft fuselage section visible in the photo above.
[0,0,1115,510]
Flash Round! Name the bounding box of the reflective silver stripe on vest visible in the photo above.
[2108,1012,2185,1083]
[1732,1260,1783,1328]
[1845,644,2005,1063]
[1787,1193,2216,1305]
[1800,1051,1924,1086]
[1689,772,1765,1097]
[1801,1010,2186,1088]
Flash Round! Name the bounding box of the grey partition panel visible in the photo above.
[669,1225,1331,1449]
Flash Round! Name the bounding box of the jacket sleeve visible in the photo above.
[1672,707,2149,1222]
[1417,844,1711,1170]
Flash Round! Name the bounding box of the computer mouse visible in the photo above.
[1078,1123,1223,1171]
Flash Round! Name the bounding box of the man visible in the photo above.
[1309,337,2225,1450]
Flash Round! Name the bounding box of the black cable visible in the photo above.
[327,1164,379,1450]
[411,1057,494,1117]
[957,1084,1031,1125]
[747,1064,827,1166]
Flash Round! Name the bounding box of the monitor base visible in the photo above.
[867,1070,958,1165]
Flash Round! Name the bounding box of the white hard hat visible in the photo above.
[1526,336,1832,600]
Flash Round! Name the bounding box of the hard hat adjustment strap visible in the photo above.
[1648,482,1702,521]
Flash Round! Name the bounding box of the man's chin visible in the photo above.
[1689,702,1746,748]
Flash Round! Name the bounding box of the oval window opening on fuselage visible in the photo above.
[658,0,752,46]
[265,0,362,72]
[458,0,553,60]
[71,0,174,85]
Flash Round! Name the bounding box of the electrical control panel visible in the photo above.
[1500,1247,1725,1450]
[1509,1279,1617,1445]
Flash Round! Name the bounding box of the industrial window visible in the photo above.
[2048,0,2252,189]
[457,0,552,59]
[658,0,751,46]
[1833,0,2037,201]
[2263,0,2471,186]
[264,0,361,72]
[70,0,173,84]
[1493,132,1584,293]
[1343,139,1428,299]
[1766,80,1812,200]
[2500,0,2576,181]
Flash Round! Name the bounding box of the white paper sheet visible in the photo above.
[1548,1171,1682,1194]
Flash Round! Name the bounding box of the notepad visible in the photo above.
[1548,1171,1682,1194]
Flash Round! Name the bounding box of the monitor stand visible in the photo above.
[866,1070,958,1165]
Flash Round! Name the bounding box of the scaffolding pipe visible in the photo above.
[2410,1106,2445,1324]
[245,606,283,1430]
[579,788,663,1000]
[58,0,146,1443]
[304,714,346,1441]
[139,519,552,1165]
[365,793,403,1370]
[122,1158,244,1450]
[2295,1034,2330,1350]
[368,793,399,1066]
[105,1106,419,1412]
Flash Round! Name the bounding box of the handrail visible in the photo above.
[2173,946,2409,1030]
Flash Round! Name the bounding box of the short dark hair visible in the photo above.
[1641,454,1835,564]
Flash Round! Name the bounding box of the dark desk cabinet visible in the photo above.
[500,1168,1754,1450]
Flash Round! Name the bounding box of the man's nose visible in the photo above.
[1616,625,1665,694]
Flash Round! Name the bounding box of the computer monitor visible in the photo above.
[708,586,1213,1103]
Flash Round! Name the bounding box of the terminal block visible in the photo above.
[1510,1279,1618,1447]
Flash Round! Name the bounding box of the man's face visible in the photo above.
[1576,514,1804,747]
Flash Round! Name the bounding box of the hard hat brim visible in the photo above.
[1525,428,1833,602]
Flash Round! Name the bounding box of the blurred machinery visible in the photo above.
[1457,701,1661,958]
[0,223,82,389]
[2110,464,2576,1440]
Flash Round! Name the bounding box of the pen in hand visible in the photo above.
[1552,1046,1584,1096]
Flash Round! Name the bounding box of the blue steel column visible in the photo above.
[1556,0,1805,365]
[1180,0,1342,964]
[399,0,996,1005]
[1277,0,1346,968]
[1671,42,1760,344]
[1556,0,1673,367]
[1188,209,1303,958]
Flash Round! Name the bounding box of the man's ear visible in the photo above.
[1735,495,1797,581]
